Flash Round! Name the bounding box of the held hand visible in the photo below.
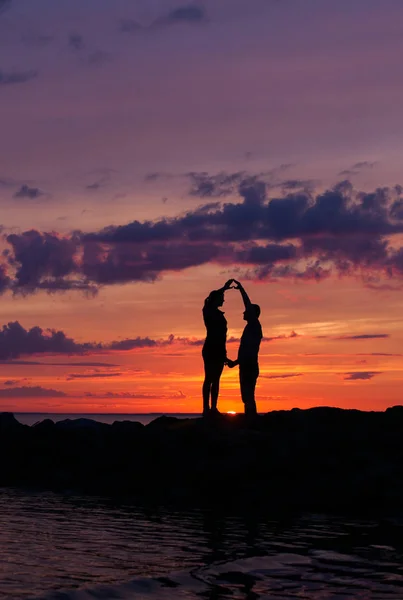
[232,280,242,290]
[226,359,236,368]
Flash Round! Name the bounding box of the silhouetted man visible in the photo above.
[227,281,262,416]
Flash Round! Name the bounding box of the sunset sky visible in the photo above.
[1,0,403,414]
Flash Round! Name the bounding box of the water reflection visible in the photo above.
[0,488,403,599]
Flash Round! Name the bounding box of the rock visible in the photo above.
[111,420,144,435]
[32,418,55,433]
[0,412,26,436]
[0,407,403,514]
[146,415,180,429]
[55,418,107,432]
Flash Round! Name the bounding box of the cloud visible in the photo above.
[84,390,186,399]
[352,161,377,170]
[120,5,206,34]
[336,334,389,340]
[86,182,103,191]
[358,353,402,357]
[261,373,303,379]
[263,331,300,343]
[0,386,66,397]
[119,18,142,34]
[6,180,403,292]
[165,5,206,23]
[0,321,302,362]
[0,264,11,295]
[68,33,84,51]
[0,321,95,360]
[0,70,37,85]
[0,322,197,360]
[338,161,377,177]
[13,184,44,199]
[3,378,28,386]
[66,371,122,381]
[187,171,249,197]
[280,179,317,192]
[0,0,11,15]
[342,371,382,381]
[0,360,120,367]
[6,230,81,291]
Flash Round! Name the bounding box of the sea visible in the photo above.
[2,414,403,599]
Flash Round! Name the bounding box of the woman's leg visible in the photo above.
[202,358,213,414]
[210,363,224,411]
[202,377,211,414]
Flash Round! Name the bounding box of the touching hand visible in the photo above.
[226,359,236,368]
[223,279,235,290]
[232,280,242,289]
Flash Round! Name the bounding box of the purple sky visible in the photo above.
[2,0,403,233]
[1,0,403,412]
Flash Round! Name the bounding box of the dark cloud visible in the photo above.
[352,161,377,170]
[119,18,142,33]
[262,373,303,379]
[280,179,317,192]
[64,361,119,367]
[336,334,389,340]
[0,264,10,294]
[358,353,402,357]
[3,379,28,386]
[13,184,44,199]
[343,371,381,381]
[0,360,119,367]
[86,182,103,191]
[0,0,11,15]
[68,33,84,51]
[66,371,122,381]
[84,390,186,400]
[339,161,377,177]
[263,331,300,342]
[109,337,160,350]
[5,181,403,291]
[0,321,96,360]
[6,230,80,291]
[164,5,206,24]
[119,5,206,34]
[0,321,300,362]
[0,386,66,397]
[0,70,37,85]
[187,171,249,197]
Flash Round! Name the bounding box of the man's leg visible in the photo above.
[240,366,258,415]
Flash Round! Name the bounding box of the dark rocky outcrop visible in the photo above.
[1,406,403,514]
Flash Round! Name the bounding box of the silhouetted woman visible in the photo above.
[202,279,233,416]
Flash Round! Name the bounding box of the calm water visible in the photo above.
[1,489,403,599]
[14,413,200,426]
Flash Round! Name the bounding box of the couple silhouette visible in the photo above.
[202,279,262,417]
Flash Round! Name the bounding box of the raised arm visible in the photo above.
[233,280,251,309]
[217,279,235,294]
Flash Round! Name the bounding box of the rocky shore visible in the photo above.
[1,407,403,514]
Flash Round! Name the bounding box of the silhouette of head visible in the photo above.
[243,304,260,321]
[206,290,225,308]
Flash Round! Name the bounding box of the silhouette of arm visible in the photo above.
[233,280,251,309]
[218,279,235,293]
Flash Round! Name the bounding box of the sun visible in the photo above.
[226,411,236,415]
